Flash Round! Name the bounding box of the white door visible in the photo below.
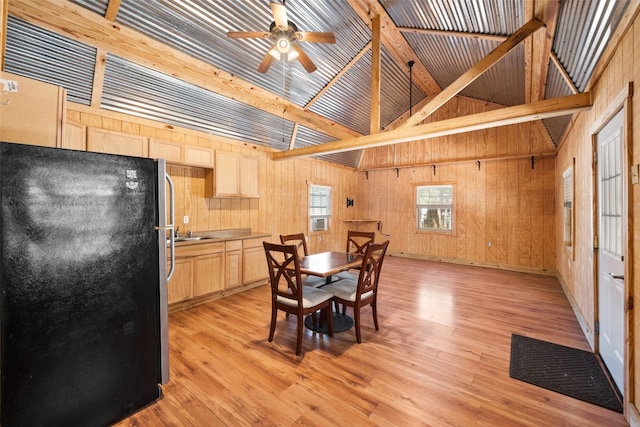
[597,108,626,394]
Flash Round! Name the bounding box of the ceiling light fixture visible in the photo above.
[268,47,281,60]
[276,37,290,53]
[287,49,299,61]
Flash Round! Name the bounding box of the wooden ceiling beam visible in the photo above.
[272,92,592,160]
[527,0,560,103]
[9,0,361,141]
[0,0,7,70]
[370,14,381,135]
[104,0,121,21]
[397,27,508,43]
[399,18,545,129]
[346,0,441,96]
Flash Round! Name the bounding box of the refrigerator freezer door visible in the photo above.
[0,142,164,426]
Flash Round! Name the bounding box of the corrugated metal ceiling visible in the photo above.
[3,0,632,167]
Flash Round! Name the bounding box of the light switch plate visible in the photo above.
[183,215,189,224]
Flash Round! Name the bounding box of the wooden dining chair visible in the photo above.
[279,233,326,287]
[334,230,376,281]
[263,242,334,355]
[346,230,376,254]
[322,240,389,343]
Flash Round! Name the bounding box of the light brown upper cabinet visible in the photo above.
[62,120,87,151]
[0,71,65,148]
[205,151,259,198]
[149,138,214,168]
[87,128,148,157]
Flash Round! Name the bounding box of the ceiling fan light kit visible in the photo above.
[227,1,335,73]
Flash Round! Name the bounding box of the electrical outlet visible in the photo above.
[183,215,189,224]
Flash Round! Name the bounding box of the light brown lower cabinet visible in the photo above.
[225,240,243,289]
[168,236,270,308]
[193,252,224,297]
[168,257,193,304]
[243,238,268,284]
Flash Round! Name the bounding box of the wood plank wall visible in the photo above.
[556,11,640,408]
[66,107,357,253]
[358,96,557,274]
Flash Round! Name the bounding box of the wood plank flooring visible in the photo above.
[115,256,627,426]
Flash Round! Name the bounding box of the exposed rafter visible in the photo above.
[399,18,545,129]
[346,0,441,96]
[9,0,362,142]
[397,27,508,43]
[272,92,592,160]
[370,14,381,135]
[104,0,121,22]
[525,0,560,103]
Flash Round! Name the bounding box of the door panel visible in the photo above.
[597,108,625,394]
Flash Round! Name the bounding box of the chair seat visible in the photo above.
[277,286,333,308]
[323,279,373,302]
[302,275,327,288]
[333,270,357,281]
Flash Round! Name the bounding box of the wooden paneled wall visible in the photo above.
[66,107,357,253]
[556,10,640,407]
[357,97,557,274]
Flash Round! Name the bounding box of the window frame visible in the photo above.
[562,165,574,252]
[308,183,332,233]
[415,183,455,233]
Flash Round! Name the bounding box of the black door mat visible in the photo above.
[510,334,622,413]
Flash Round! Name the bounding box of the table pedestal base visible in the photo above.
[304,312,353,333]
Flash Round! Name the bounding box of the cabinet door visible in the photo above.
[240,156,259,198]
[193,253,224,297]
[214,151,240,197]
[168,257,193,304]
[149,138,183,163]
[0,71,64,147]
[87,128,148,157]
[225,250,242,289]
[184,145,214,168]
[62,121,87,151]
[243,246,268,284]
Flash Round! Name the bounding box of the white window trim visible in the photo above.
[416,184,454,233]
[309,184,331,233]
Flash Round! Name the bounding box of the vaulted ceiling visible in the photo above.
[1,0,632,168]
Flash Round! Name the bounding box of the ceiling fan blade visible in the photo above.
[292,44,317,73]
[270,2,288,29]
[295,32,336,44]
[257,47,277,73]
[227,31,271,39]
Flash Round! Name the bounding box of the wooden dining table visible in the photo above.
[298,251,363,281]
[297,251,364,333]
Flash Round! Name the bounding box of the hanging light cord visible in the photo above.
[281,58,286,145]
[408,60,415,116]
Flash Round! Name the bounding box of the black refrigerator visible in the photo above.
[0,142,171,426]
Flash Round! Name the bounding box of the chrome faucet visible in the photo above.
[174,226,180,238]
[187,230,193,238]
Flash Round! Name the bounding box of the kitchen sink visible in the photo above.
[167,236,204,243]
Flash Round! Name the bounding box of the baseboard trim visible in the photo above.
[389,252,557,277]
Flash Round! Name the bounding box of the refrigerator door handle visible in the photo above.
[165,172,176,281]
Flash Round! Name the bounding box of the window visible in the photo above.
[309,184,331,232]
[416,184,453,231]
[563,167,573,248]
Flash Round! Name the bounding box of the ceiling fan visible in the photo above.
[227,1,336,73]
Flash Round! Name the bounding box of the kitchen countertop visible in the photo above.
[169,228,270,246]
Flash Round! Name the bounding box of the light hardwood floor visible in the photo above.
[115,256,627,426]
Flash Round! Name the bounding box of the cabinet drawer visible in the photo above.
[225,240,242,251]
[242,237,265,249]
[174,241,225,258]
